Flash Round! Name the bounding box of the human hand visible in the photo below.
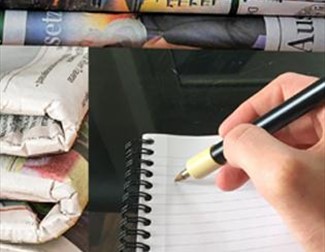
[216,73,325,252]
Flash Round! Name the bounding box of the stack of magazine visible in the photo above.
[0,0,324,51]
[0,46,89,251]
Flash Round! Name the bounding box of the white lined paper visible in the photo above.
[136,134,302,252]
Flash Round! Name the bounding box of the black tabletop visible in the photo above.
[89,48,325,212]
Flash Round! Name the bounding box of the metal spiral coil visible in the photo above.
[119,138,154,252]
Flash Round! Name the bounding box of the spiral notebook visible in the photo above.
[120,134,303,252]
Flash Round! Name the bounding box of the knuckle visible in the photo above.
[274,72,317,87]
[275,72,300,82]
[225,124,256,148]
[224,124,262,162]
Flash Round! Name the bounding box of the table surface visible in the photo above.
[88,48,325,251]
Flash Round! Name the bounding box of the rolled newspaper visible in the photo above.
[0,46,89,156]
[0,0,324,16]
[0,120,88,244]
[0,11,324,52]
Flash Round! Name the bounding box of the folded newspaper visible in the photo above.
[0,46,89,157]
[0,11,324,52]
[0,210,88,252]
[0,119,88,245]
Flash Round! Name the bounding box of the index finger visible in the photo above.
[219,72,318,137]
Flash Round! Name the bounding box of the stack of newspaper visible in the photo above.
[0,0,324,51]
[0,46,89,251]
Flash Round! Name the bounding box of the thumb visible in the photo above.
[223,124,297,182]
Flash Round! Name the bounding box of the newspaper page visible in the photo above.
[0,11,324,52]
[0,119,88,244]
[0,46,89,156]
[0,0,324,16]
[0,208,88,252]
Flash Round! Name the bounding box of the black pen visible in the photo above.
[175,77,325,182]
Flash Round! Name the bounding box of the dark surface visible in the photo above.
[90,48,324,212]
[89,48,324,251]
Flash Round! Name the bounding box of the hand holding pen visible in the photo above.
[218,73,325,252]
[180,73,325,252]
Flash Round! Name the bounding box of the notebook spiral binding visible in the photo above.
[119,138,155,252]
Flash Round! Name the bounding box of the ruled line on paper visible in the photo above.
[150,197,264,205]
[158,233,292,246]
[225,242,297,252]
[150,205,270,216]
[153,223,285,236]
[151,191,255,196]
[156,241,296,250]
[150,213,278,226]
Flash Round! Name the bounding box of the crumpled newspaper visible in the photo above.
[0,120,88,244]
[0,46,89,157]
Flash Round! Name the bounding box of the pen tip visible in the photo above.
[174,173,184,182]
[174,169,190,182]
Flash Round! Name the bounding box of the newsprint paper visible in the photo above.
[0,120,88,245]
[0,46,89,156]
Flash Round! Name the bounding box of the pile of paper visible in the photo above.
[0,46,89,251]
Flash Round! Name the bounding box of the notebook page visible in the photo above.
[137,134,303,252]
